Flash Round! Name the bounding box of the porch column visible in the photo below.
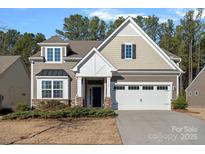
[104,78,107,97]
[106,77,111,97]
[76,77,83,106]
[77,77,82,97]
[104,77,112,109]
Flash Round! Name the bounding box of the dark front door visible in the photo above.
[92,87,101,107]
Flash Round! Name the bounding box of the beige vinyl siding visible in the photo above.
[100,36,172,70]
[112,75,178,99]
[117,23,139,36]
[0,59,30,110]
[186,69,205,107]
[32,61,78,100]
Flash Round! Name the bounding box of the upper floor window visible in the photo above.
[46,47,61,63]
[125,44,132,59]
[121,44,136,59]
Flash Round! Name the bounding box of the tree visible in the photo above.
[12,32,45,68]
[134,16,144,28]
[159,19,175,53]
[180,9,204,85]
[89,16,100,40]
[143,15,160,43]
[107,16,125,36]
[0,29,20,55]
[56,14,89,40]
[98,20,106,40]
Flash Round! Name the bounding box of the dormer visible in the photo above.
[37,35,69,63]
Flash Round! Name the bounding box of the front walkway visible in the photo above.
[116,110,205,144]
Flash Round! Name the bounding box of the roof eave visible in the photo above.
[37,43,69,46]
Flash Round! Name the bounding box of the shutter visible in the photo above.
[42,47,45,57]
[121,44,125,59]
[132,44,136,59]
[62,47,65,56]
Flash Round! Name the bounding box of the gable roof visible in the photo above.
[97,17,183,73]
[0,56,20,74]
[72,48,117,72]
[186,67,205,91]
[38,35,69,45]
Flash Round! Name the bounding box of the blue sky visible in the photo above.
[0,8,196,38]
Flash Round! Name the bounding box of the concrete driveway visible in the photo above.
[116,111,205,144]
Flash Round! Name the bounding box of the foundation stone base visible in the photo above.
[104,97,112,109]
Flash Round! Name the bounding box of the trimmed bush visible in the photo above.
[16,103,30,112]
[38,100,67,111]
[2,107,117,120]
[172,96,188,109]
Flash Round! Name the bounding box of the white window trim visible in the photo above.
[37,78,69,99]
[124,43,133,60]
[45,46,63,63]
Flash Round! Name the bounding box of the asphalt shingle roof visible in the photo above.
[40,35,68,44]
[161,48,180,59]
[67,40,102,57]
[0,56,20,74]
[36,69,69,76]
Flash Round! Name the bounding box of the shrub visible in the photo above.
[172,96,188,109]
[38,100,67,111]
[16,103,30,112]
[2,107,117,120]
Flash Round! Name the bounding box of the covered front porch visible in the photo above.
[72,48,117,109]
[76,77,112,108]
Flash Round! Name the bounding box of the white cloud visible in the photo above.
[168,8,187,17]
[193,9,205,19]
[83,9,146,21]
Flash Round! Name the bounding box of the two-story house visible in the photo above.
[30,17,183,110]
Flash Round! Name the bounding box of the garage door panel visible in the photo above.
[111,83,172,110]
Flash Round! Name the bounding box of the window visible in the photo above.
[42,81,52,98]
[53,81,63,98]
[114,86,125,90]
[41,80,63,98]
[195,91,198,96]
[189,91,192,97]
[125,44,132,59]
[128,86,139,90]
[157,86,168,90]
[46,47,61,62]
[47,48,53,62]
[54,48,61,62]
[142,86,154,90]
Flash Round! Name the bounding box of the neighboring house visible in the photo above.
[30,17,183,110]
[186,67,205,107]
[0,56,30,110]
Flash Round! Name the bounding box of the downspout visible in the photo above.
[30,60,34,108]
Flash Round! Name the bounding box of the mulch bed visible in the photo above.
[173,109,200,114]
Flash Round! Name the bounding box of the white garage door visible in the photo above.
[111,82,172,110]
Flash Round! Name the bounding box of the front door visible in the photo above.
[92,87,102,107]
